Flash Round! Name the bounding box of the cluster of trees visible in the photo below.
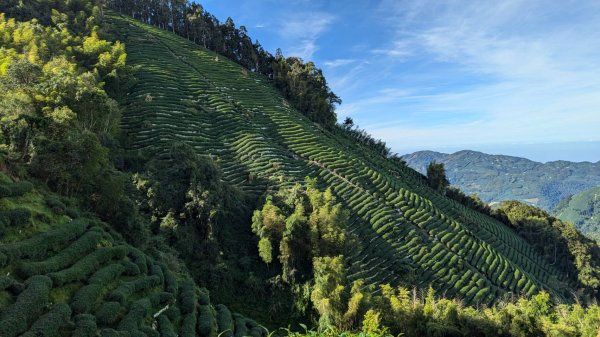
[133,142,243,260]
[105,0,341,128]
[286,286,600,337]
[498,201,600,298]
[426,161,450,192]
[338,117,392,158]
[0,2,150,245]
[251,179,352,320]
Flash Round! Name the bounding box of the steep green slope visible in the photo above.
[403,150,600,210]
[555,186,600,241]
[0,174,265,337]
[110,14,575,305]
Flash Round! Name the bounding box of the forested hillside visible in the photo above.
[555,186,600,241]
[403,150,600,210]
[1,1,599,336]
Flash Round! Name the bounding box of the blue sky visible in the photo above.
[202,0,600,163]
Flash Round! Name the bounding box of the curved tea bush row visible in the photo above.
[17,228,103,277]
[20,303,72,337]
[0,201,266,337]
[0,219,88,266]
[0,275,52,337]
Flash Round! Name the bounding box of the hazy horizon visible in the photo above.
[400,140,600,163]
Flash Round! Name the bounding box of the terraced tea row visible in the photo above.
[0,181,265,337]
[112,14,573,304]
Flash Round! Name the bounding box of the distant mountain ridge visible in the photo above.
[403,150,600,211]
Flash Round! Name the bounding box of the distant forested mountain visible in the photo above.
[403,150,600,211]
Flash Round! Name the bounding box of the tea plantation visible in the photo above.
[0,174,265,337]
[111,14,574,306]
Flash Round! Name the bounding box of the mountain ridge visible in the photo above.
[403,150,600,210]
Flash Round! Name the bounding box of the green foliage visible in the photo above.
[198,304,218,337]
[95,301,123,326]
[252,183,350,285]
[0,275,52,337]
[157,314,178,337]
[21,302,72,337]
[554,186,600,241]
[216,304,234,337]
[179,278,197,314]
[49,245,128,285]
[426,161,449,192]
[4,207,31,226]
[6,181,33,196]
[17,228,102,277]
[289,285,600,337]
[0,218,88,264]
[44,195,66,215]
[258,237,273,264]
[71,284,103,314]
[108,275,161,304]
[498,200,600,294]
[117,297,151,333]
[311,255,347,330]
[73,314,98,337]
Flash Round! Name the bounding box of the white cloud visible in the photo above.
[323,59,357,68]
[350,0,600,153]
[277,12,335,59]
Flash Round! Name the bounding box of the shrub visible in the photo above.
[9,181,33,197]
[122,260,141,276]
[108,275,161,304]
[90,260,127,285]
[17,229,102,277]
[129,248,148,274]
[164,306,181,322]
[179,279,197,314]
[0,275,52,337]
[150,291,174,307]
[45,196,66,215]
[73,314,98,337]
[0,219,88,264]
[7,208,32,227]
[161,264,178,294]
[117,298,151,332]
[66,207,81,218]
[71,284,103,314]
[50,246,128,286]
[21,303,72,337]
[149,263,164,284]
[197,304,217,337]
[157,314,178,337]
[0,276,16,291]
[180,313,197,337]
[215,304,234,337]
[94,302,123,326]
[198,288,210,305]
[0,184,12,197]
[233,314,248,337]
